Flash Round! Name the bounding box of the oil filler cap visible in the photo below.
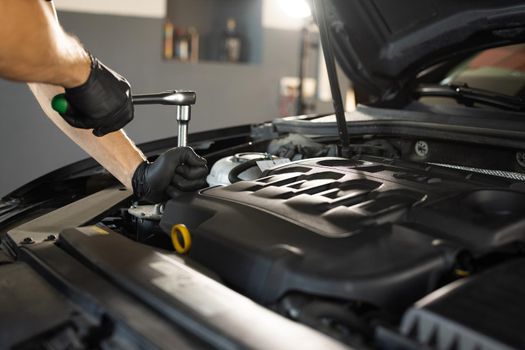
[170,224,192,254]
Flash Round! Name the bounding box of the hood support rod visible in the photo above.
[313,0,350,157]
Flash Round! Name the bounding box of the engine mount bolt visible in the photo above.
[415,140,429,157]
[45,235,56,241]
[21,237,34,244]
[516,151,525,168]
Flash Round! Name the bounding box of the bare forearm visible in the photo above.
[0,0,90,88]
[29,83,146,188]
[1,1,146,188]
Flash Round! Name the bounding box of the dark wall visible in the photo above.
[0,11,327,197]
[168,0,263,63]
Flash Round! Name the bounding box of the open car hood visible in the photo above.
[322,0,525,107]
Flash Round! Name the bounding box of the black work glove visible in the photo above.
[132,147,208,203]
[59,54,133,137]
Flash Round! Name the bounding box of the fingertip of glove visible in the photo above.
[166,185,183,198]
[91,102,133,137]
[92,128,104,137]
[172,174,208,192]
[175,164,209,180]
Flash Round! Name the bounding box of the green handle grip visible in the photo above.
[51,94,68,114]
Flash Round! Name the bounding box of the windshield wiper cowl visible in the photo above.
[415,84,525,112]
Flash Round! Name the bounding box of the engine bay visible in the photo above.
[2,128,525,349]
[92,132,525,349]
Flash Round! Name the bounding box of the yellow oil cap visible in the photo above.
[170,224,192,254]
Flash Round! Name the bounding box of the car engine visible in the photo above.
[101,133,525,349]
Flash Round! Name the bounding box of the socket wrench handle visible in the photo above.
[52,91,196,147]
[133,90,195,147]
[132,90,196,106]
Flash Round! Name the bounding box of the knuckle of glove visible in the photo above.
[92,100,134,136]
[176,164,208,180]
[172,173,208,192]
[178,179,208,192]
[132,161,168,203]
[175,146,207,166]
[64,56,133,132]
[163,147,187,165]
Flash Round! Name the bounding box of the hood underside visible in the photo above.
[322,0,525,107]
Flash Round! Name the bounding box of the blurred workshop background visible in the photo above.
[0,0,352,196]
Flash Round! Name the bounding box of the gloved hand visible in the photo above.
[58,54,133,136]
[132,147,208,203]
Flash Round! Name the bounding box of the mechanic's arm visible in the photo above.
[0,0,90,88]
[0,0,207,198]
[0,0,143,189]
[30,83,207,200]
[28,83,145,189]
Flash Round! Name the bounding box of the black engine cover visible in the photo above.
[160,158,525,312]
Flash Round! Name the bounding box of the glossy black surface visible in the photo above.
[323,0,525,106]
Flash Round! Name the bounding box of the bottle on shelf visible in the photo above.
[175,28,190,62]
[173,27,200,63]
[163,19,174,60]
[188,27,200,63]
[221,18,242,63]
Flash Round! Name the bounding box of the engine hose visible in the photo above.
[228,158,265,184]
[298,301,372,338]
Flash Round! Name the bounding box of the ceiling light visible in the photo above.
[278,0,312,19]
